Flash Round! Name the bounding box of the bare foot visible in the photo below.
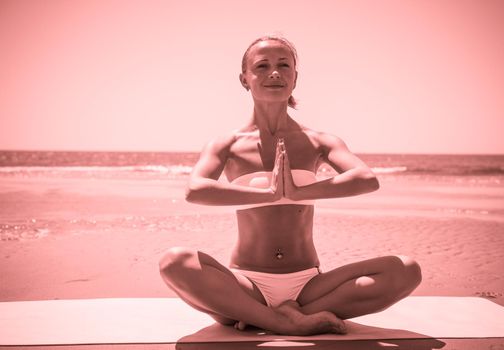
[234,320,247,331]
[274,300,347,336]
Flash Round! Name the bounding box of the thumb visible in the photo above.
[280,153,286,196]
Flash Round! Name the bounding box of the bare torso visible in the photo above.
[230,205,319,273]
[224,120,324,273]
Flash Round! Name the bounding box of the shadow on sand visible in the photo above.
[175,320,447,350]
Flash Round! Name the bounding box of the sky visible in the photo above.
[1,0,503,154]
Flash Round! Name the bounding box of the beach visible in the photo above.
[1,168,503,307]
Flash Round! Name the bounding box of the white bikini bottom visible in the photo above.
[230,267,320,307]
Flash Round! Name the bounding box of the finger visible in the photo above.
[278,138,286,153]
[278,154,285,196]
[283,149,290,169]
[271,153,284,195]
[282,150,292,179]
[339,321,348,334]
[276,139,285,161]
[273,149,283,174]
[274,152,283,178]
[278,146,285,162]
[275,138,283,157]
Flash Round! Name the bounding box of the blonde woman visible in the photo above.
[159,36,422,335]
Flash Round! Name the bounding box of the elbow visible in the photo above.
[368,175,380,192]
[358,168,380,193]
[184,187,196,203]
[184,180,203,203]
[184,177,216,204]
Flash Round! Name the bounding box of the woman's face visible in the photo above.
[241,40,297,105]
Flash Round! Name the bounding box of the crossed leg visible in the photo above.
[297,255,422,319]
[232,255,422,330]
[159,248,421,334]
[158,247,346,335]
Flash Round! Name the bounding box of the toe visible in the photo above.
[336,320,347,334]
[234,321,247,331]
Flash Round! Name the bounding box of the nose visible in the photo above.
[269,70,280,79]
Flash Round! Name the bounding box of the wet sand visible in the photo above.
[1,175,503,306]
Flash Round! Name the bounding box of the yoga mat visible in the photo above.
[0,296,503,345]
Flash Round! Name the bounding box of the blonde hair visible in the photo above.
[241,35,298,109]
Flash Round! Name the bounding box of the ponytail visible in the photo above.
[288,95,298,109]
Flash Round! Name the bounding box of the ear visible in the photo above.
[293,71,298,90]
[239,73,249,91]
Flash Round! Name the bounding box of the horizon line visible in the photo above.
[1,149,503,156]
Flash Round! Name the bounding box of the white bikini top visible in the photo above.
[230,169,317,210]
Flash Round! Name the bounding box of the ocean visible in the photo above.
[1,151,503,182]
[1,151,503,241]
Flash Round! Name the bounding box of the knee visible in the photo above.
[391,255,422,295]
[158,246,195,279]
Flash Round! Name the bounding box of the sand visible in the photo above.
[1,175,503,307]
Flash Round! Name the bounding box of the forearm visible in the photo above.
[293,167,379,200]
[185,177,275,206]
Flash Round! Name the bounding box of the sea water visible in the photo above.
[1,151,503,241]
[2,151,503,180]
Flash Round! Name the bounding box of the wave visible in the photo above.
[1,164,503,177]
[405,166,504,176]
[0,165,193,177]
[318,165,504,176]
[1,165,410,176]
[371,166,408,174]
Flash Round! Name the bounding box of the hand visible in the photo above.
[281,141,299,200]
[269,138,285,201]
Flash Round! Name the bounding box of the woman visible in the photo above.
[159,36,422,336]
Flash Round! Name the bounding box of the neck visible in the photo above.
[252,101,289,135]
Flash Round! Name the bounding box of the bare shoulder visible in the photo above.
[191,130,241,180]
[200,130,240,158]
[299,126,367,173]
[297,125,349,154]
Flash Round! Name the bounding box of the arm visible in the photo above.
[284,133,379,201]
[185,135,283,206]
